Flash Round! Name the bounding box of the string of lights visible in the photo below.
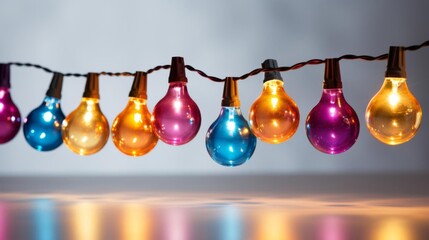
[6,40,428,81]
[0,40,428,167]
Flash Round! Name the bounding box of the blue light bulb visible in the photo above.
[206,77,257,167]
[23,73,65,151]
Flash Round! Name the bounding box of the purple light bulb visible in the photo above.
[0,64,21,144]
[152,57,201,145]
[306,59,359,154]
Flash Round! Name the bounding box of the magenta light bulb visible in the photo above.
[0,64,21,144]
[306,59,359,154]
[152,57,201,146]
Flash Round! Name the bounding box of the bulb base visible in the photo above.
[168,56,188,83]
[222,77,240,107]
[0,63,11,88]
[128,71,148,99]
[83,73,100,99]
[45,72,64,99]
[323,58,342,89]
[262,59,283,83]
[385,46,406,78]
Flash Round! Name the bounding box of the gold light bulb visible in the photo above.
[249,59,299,144]
[62,73,109,155]
[111,72,158,156]
[366,47,422,145]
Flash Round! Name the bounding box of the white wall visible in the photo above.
[0,0,428,176]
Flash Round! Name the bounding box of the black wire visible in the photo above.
[185,65,223,82]
[146,65,170,74]
[6,39,429,82]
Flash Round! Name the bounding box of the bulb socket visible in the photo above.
[323,58,342,89]
[262,59,283,83]
[385,46,406,78]
[45,72,64,99]
[168,56,188,83]
[0,63,11,88]
[128,71,148,99]
[221,77,240,107]
[83,73,100,99]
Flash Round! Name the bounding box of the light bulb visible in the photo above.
[23,73,65,151]
[152,57,201,146]
[206,77,257,167]
[366,46,422,145]
[62,73,109,155]
[306,59,359,154]
[111,72,158,156]
[249,59,299,144]
[0,63,21,144]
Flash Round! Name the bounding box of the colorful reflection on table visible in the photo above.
[0,194,428,240]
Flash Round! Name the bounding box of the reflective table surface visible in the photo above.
[0,174,428,240]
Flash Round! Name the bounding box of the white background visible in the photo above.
[0,0,428,176]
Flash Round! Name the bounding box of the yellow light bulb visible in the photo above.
[366,77,422,145]
[62,98,109,155]
[62,73,109,155]
[366,46,422,145]
[249,59,300,144]
[111,97,158,156]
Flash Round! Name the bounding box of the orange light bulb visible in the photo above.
[366,47,422,145]
[62,73,109,155]
[249,59,299,144]
[111,72,158,156]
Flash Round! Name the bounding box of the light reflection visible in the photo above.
[121,204,152,240]
[133,113,142,123]
[32,199,57,240]
[0,202,8,240]
[388,93,400,107]
[0,194,428,239]
[42,112,53,122]
[70,202,100,240]
[163,207,189,240]
[372,218,413,240]
[255,208,295,240]
[318,216,346,240]
[220,205,243,240]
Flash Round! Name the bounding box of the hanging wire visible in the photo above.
[6,39,429,82]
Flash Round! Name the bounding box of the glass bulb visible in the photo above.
[249,80,299,144]
[206,77,257,167]
[23,73,65,151]
[62,98,109,155]
[306,59,359,154]
[306,89,359,154]
[0,87,21,144]
[366,77,422,145]
[366,46,422,145]
[23,96,65,151]
[112,72,158,156]
[0,64,21,144]
[62,73,109,155]
[112,97,158,156]
[206,107,257,167]
[152,57,201,146]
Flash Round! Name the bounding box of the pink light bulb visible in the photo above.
[152,57,201,146]
[0,64,21,144]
